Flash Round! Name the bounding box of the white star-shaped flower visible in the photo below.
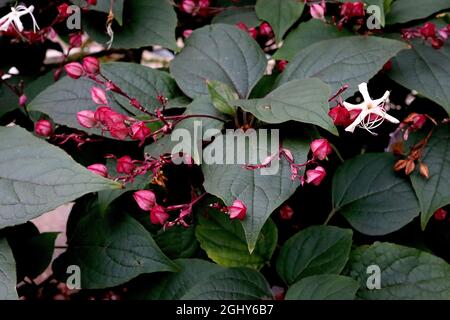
[344,82,399,134]
[0,5,40,33]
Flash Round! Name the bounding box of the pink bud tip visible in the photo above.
[259,22,273,37]
[434,208,447,221]
[91,87,108,105]
[77,110,98,128]
[310,4,325,21]
[134,190,157,211]
[280,205,294,220]
[87,164,108,177]
[19,94,27,107]
[310,138,333,161]
[82,57,100,75]
[181,0,196,14]
[228,199,247,221]
[150,205,169,225]
[34,120,53,137]
[183,29,193,38]
[64,62,84,79]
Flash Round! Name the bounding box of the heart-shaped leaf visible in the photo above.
[410,124,450,229]
[274,20,353,61]
[0,237,17,300]
[389,41,450,115]
[278,36,408,98]
[29,62,180,136]
[53,210,177,289]
[195,206,277,269]
[386,0,450,25]
[345,242,450,299]
[332,153,420,235]
[202,134,310,251]
[276,225,353,285]
[255,0,305,43]
[170,24,267,99]
[285,274,359,300]
[236,78,337,135]
[0,126,120,229]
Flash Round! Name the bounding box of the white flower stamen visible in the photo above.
[0,5,40,33]
[343,82,399,135]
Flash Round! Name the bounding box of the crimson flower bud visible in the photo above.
[434,208,447,221]
[305,166,326,186]
[310,138,333,161]
[420,22,436,39]
[82,57,100,75]
[91,87,108,105]
[259,22,273,37]
[181,0,196,14]
[431,38,444,49]
[198,0,210,8]
[340,2,354,17]
[328,105,350,126]
[228,199,247,221]
[352,2,365,17]
[410,113,427,130]
[134,190,156,211]
[87,164,108,177]
[19,94,27,107]
[279,205,294,220]
[277,60,288,72]
[117,156,135,174]
[64,62,84,79]
[130,121,152,146]
[248,27,259,39]
[77,110,98,128]
[87,0,97,5]
[150,205,169,225]
[57,4,70,18]
[34,120,53,137]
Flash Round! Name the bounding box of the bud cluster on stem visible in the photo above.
[402,22,450,49]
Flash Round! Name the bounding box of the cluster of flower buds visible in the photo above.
[180,0,210,17]
[336,1,366,29]
[402,22,450,49]
[133,190,171,225]
[64,56,101,79]
[236,22,274,40]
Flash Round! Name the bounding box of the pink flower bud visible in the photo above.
[181,0,196,14]
[91,87,108,105]
[248,27,259,39]
[82,57,100,75]
[134,190,156,211]
[19,94,27,107]
[117,155,135,174]
[280,205,294,220]
[434,208,447,221]
[150,205,170,225]
[77,110,98,128]
[228,199,247,221]
[259,22,273,37]
[34,120,53,137]
[305,166,326,186]
[87,164,108,177]
[183,29,193,38]
[69,33,83,47]
[310,138,333,161]
[64,62,84,79]
[94,106,113,122]
[130,121,151,146]
[410,113,427,130]
[438,28,448,40]
[281,148,294,162]
[198,0,210,8]
[310,4,325,21]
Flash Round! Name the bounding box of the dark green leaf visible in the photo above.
[285,274,359,300]
[236,78,337,135]
[332,153,420,235]
[386,0,450,25]
[207,80,238,116]
[255,0,305,43]
[72,0,124,25]
[195,207,277,269]
[212,7,260,27]
[170,24,267,99]
[276,226,353,285]
[278,36,408,98]
[155,226,199,260]
[0,126,120,229]
[346,242,450,299]
[0,237,17,300]
[389,41,450,115]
